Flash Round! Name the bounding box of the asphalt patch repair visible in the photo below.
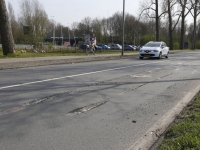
[66,101,107,116]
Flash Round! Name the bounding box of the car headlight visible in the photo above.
[140,50,143,52]
[153,50,159,52]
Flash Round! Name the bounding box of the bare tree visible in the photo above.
[107,16,115,43]
[140,0,166,41]
[0,0,15,55]
[101,18,109,44]
[163,0,181,50]
[124,13,137,44]
[110,12,123,43]
[81,17,93,33]
[91,18,103,44]
[18,0,48,47]
[8,2,19,43]
[189,0,200,49]
[178,0,191,49]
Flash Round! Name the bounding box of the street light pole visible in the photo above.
[51,16,55,48]
[73,29,76,46]
[53,25,55,48]
[192,29,195,50]
[68,24,70,46]
[61,26,63,47]
[121,0,125,56]
[139,34,140,47]
[139,28,141,48]
[112,35,113,43]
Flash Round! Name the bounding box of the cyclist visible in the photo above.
[90,33,97,51]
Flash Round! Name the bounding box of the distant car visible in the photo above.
[97,44,110,50]
[124,45,135,50]
[95,45,102,50]
[103,45,111,50]
[110,44,122,50]
[79,44,89,50]
[139,41,169,59]
[131,45,138,50]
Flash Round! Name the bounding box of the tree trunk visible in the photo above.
[180,4,186,50]
[169,28,173,50]
[192,11,197,50]
[155,0,160,41]
[168,0,173,50]
[180,19,185,50]
[0,0,15,55]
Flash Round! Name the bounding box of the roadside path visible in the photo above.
[0,50,189,70]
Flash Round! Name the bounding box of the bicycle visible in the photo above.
[85,43,96,55]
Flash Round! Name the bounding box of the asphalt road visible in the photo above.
[1,52,200,150]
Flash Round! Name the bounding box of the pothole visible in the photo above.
[23,97,50,106]
[67,101,107,116]
[0,107,24,115]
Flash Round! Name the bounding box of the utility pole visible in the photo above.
[51,16,55,48]
[121,0,125,56]
[68,24,70,46]
[73,30,76,46]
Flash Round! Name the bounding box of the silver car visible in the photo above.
[110,44,122,50]
[139,41,169,59]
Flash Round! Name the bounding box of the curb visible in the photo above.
[129,83,200,150]
[0,54,138,70]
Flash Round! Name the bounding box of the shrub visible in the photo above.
[195,40,200,49]
[173,42,179,50]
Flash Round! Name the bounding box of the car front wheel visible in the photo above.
[139,57,143,59]
[158,52,162,59]
[165,52,169,58]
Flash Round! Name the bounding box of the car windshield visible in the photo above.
[144,42,161,47]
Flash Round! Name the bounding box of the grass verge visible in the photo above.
[0,48,136,58]
[157,93,200,149]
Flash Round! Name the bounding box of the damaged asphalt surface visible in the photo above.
[0,51,200,150]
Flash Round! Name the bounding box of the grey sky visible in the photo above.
[5,0,141,27]
[5,0,194,27]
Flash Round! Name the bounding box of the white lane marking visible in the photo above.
[175,68,180,71]
[191,70,197,74]
[0,61,164,90]
[130,74,151,78]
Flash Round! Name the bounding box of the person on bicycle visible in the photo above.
[90,33,97,51]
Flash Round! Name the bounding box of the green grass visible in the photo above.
[157,93,200,150]
[0,48,136,58]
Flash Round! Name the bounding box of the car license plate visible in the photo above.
[144,55,150,57]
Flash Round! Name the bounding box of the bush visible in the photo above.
[196,40,200,49]
[48,42,53,50]
[141,34,156,46]
[173,42,179,50]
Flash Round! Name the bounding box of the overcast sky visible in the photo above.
[5,0,194,27]
[5,0,141,27]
